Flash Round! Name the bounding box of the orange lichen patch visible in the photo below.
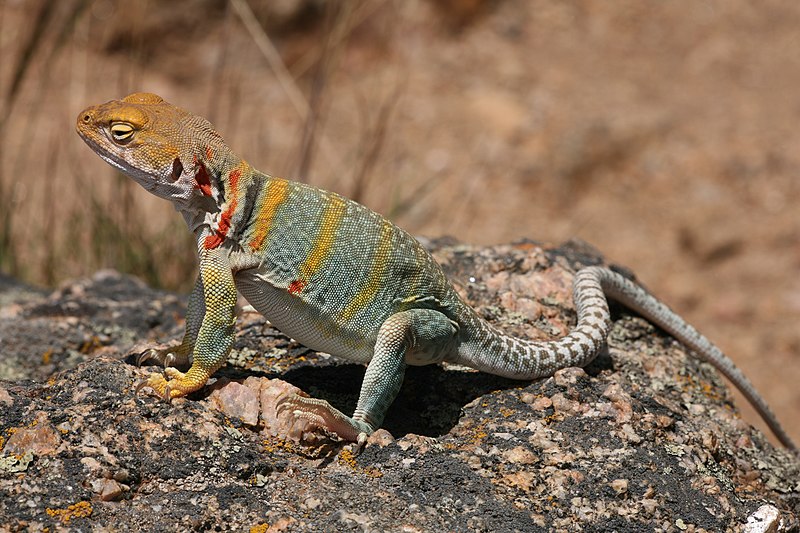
[41,349,53,364]
[338,448,358,469]
[261,436,300,455]
[362,466,384,479]
[249,518,295,532]
[46,501,93,523]
[248,178,290,251]
[204,167,242,249]
[674,372,726,403]
[338,449,384,478]
[465,419,489,444]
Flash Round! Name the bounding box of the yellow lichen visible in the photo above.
[338,448,358,469]
[499,407,514,418]
[46,501,93,523]
[468,420,489,444]
[262,436,300,455]
[249,523,270,533]
[362,466,384,479]
[337,449,383,478]
[674,373,725,403]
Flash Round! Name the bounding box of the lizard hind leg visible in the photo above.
[277,308,459,443]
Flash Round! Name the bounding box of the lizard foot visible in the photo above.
[276,393,372,444]
[134,367,205,400]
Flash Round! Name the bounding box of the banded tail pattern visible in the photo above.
[456,266,796,451]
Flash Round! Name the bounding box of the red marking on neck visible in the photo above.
[288,279,307,295]
[203,167,242,249]
[205,145,214,160]
[193,157,212,197]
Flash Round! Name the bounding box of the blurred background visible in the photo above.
[0,0,798,445]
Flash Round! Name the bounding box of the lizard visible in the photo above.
[76,92,797,453]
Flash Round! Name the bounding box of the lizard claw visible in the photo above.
[135,348,173,367]
[134,371,172,402]
[133,367,203,401]
[351,432,369,456]
[276,393,372,443]
[134,344,190,368]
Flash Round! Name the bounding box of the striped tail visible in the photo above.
[455,266,797,452]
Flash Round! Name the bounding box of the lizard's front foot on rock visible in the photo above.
[277,393,372,444]
[135,367,206,400]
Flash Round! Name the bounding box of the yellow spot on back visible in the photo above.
[249,178,290,251]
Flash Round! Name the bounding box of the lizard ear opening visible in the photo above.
[170,158,183,182]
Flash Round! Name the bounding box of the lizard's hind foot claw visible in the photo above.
[276,393,373,443]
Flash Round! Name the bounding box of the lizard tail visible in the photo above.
[455,266,797,452]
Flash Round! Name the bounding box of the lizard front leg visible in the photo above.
[139,247,237,399]
[278,308,458,443]
[137,275,205,368]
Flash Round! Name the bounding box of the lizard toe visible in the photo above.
[135,348,159,367]
[134,371,169,398]
[134,369,199,401]
[276,393,370,443]
[134,344,191,368]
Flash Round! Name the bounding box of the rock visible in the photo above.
[0,241,797,531]
[3,414,61,456]
[743,504,781,533]
[208,379,261,426]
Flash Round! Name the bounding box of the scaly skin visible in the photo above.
[76,93,797,452]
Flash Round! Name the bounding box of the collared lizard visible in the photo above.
[76,93,797,452]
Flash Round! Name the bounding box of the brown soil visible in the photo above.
[1,0,798,446]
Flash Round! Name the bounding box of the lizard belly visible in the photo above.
[234,268,376,363]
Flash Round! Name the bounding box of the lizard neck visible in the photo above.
[177,146,248,237]
[190,153,268,250]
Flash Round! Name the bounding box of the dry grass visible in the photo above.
[0,0,402,290]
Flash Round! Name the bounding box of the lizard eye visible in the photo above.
[110,122,135,143]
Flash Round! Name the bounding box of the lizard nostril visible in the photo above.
[82,114,91,122]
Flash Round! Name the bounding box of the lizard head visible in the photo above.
[76,92,231,206]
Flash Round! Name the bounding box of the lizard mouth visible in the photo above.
[76,113,197,202]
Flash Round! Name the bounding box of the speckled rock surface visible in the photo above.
[0,241,797,532]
